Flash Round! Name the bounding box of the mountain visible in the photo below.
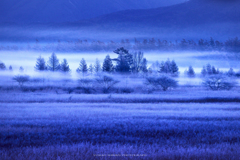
[0,0,185,24]
[83,0,240,27]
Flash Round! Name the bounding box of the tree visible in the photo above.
[95,75,119,93]
[89,64,94,75]
[140,58,148,73]
[60,59,71,72]
[145,75,178,91]
[47,53,60,72]
[9,66,13,71]
[76,58,88,76]
[102,55,113,72]
[35,56,47,71]
[19,66,24,72]
[113,47,133,73]
[0,62,6,70]
[202,75,236,90]
[212,66,218,74]
[209,37,215,48]
[13,75,30,87]
[186,66,195,77]
[201,66,207,77]
[131,51,144,73]
[206,64,212,75]
[94,58,101,73]
[158,59,179,76]
[227,68,235,77]
[170,60,179,76]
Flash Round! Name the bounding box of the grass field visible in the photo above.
[1,101,240,159]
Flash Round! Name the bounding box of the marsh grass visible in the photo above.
[0,103,240,159]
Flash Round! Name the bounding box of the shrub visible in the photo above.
[202,75,237,90]
[77,78,94,93]
[145,75,178,91]
[95,75,119,93]
[13,75,30,87]
[119,87,134,93]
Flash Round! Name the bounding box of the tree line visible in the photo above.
[1,47,240,78]
[1,37,240,53]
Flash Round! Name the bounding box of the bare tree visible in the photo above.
[202,75,236,90]
[95,75,119,93]
[13,75,30,87]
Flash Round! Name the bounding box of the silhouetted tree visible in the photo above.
[47,53,60,72]
[102,55,113,72]
[35,56,47,71]
[170,60,179,76]
[89,64,94,75]
[227,68,235,77]
[0,62,6,70]
[76,58,88,76]
[9,65,13,71]
[186,66,195,77]
[201,66,207,77]
[206,64,212,75]
[131,51,144,73]
[158,59,179,76]
[60,59,71,72]
[140,58,148,73]
[94,58,101,73]
[113,47,133,73]
[13,75,30,87]
[212,66,218,74]
[19,66,24,72]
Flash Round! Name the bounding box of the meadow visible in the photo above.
[0,102,240,159]
[1,49,240,159]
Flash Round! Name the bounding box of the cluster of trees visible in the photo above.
[34,53,71,72]
[0,62,13,71]
[1,37,240,53]
[33,47,149,75]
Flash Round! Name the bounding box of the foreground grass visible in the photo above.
[0,103,240,159]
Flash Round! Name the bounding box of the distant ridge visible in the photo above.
[81,0,240,27]
[0,0,185,24]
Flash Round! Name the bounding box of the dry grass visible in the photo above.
[0,103,240,159]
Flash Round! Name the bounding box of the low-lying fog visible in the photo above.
[0,50,239,85]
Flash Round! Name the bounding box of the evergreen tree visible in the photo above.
[47,53,60,72]
[9,65,13,71]
[113,47,133,73]
[164,59,171,73]
[170,60,179,75]
[201,66,207,77]
[76,58,88,76]
[94,58,101,73]
[140,58,148,73]
[35,56,47,71]
[159,61,165,73]
[0,62,6,70]
[89,64,94,75]
[227,68,235,77]
[60,59,71,72]
[212,66,217,74]
[102,55,113,72]
[19,66,24,72]
[158,59,179,75]
[206,64,212,75]
[186,66,195,77]
[209,37,215,47]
